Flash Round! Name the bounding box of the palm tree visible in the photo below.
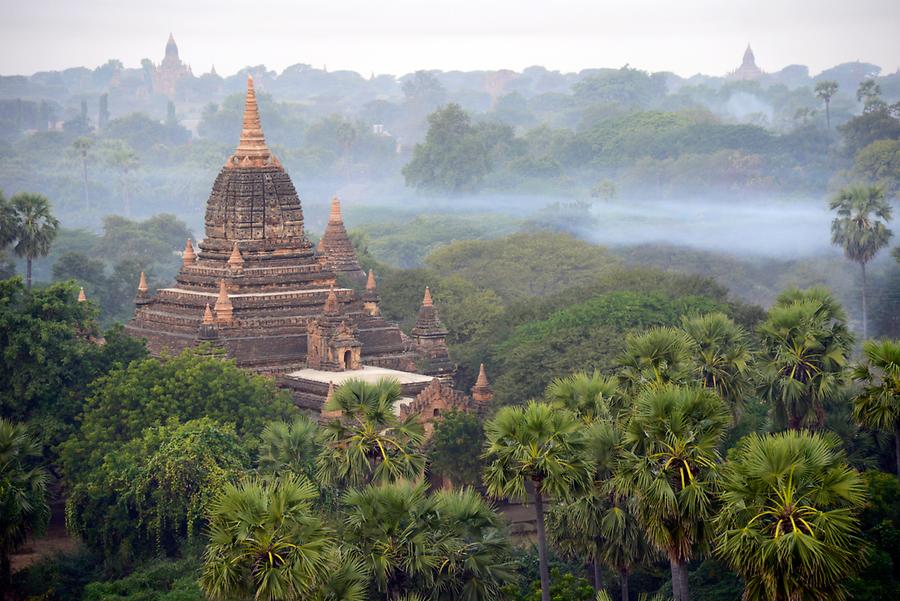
[200,475,332,601]
[8,193,59,289]
[342,479,440,599]
[548,421,650,600]
[852,339,900,487]
[716,431,866,601]
[483,402,592,601]
[814,80,839,129]
[311,548,370,601]
[258,416,321,480]
[613,385,730,601]
[317,378,425,487]
[545,370,624,422]
[70,137,93,210]
[0,419,49,589]
[617,327,695,393]
[430,486,517,601]
[757,287,853,430]
[104,141,139,216]
[830,185,893,339]
[681,312,754,419]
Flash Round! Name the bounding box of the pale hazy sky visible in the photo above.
[2,0,898,77]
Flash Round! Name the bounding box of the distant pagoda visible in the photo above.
[728,44,764,81]
[126,76,412,374]
[153,33,193,96]
[317,196,366,283]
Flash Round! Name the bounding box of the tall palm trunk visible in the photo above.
[532,480,551,601]
[860,261,868,340]
[592,555,603,592]
[81,154,89,210]
[670,557,689,601]
[26,257,33,289]
[619,568,630,601]
[894,420,900,490]
[825,100,831,129]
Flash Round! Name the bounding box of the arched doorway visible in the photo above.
[343,350,353,369]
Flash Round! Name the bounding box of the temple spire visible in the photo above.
[227,242,244,272]
[137,271,148,295]
[423,286,433,307]
[226,75,279,169]
[362,269,380,316]
[183,239,196,266]
[202,303,214,325]
[77,287,87,302]
[215,280,234,324]
[329,196,343,224]
[324,284,340,315]
[471,363,493,406]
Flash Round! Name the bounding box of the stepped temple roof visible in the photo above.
[126,76,412,375]
[318,196,366,282]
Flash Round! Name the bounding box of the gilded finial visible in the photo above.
[137,271,148,294]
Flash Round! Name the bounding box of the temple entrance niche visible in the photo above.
[343,350,353,369]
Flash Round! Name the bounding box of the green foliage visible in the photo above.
[852,339,900,433]
[67,418,251,562]
[10,548,104,601]
[506,568,595,601]
[2,192,59,287]
[201,475,332,601]
[852,139,900,198]
[258,416,321,481]
[0,418,49,587]
[483,402,591,501]
[403,104,493,193]
[82,557,202,601]
[60,348,293,482]
[342,480,515,600]
[425,232,618,304]
[716,431,867,601]
[0,278,147,454]
[493,291,724,403]
[830,185,893,267]
[615,385,729,565]
[758,287,853,430]
[317,378,425,488]
[428,410,485,486]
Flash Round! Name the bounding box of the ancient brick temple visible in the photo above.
[126,76,487,419]
[153,33,193,97]
[126,75,411,375]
